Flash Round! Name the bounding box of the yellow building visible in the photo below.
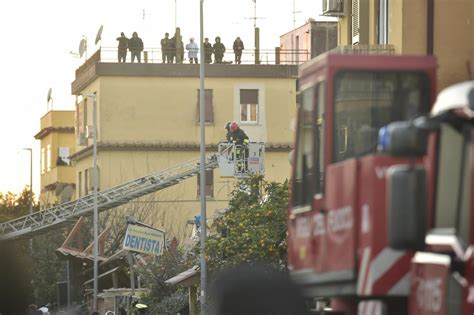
[323,0,474,90]
[70,52,297,239]
[35,110,76,208]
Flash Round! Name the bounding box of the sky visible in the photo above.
[0,0,326,196]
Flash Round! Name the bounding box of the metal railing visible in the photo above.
[98,46,311,65]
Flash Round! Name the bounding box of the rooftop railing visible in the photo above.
[90,47,311,65]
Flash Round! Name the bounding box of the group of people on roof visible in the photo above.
[116,29,245,64]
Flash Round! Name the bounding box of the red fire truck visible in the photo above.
[288,52,474,314]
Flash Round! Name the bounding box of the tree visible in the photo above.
[136,249,193,314]
[205,175,289,271]
[0,188,66,313]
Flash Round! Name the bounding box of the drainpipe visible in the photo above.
[427,0,434,55]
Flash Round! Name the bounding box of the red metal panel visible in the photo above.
[409,259,449,315]
[357,155,414,296]
[314,159,357,273]
[288,210,316,270]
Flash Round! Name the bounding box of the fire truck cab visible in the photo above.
[380,80,474,315]
[288,53,437,314]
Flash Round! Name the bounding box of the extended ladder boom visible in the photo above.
[0,154,218,241]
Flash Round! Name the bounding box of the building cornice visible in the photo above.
[71,62,298,94]
[34,127,75,139]
[70,141,292,161]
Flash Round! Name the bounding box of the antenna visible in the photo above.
[79,36,87,59]
[47,88,53,112]
[292,0,302,28]
[95,25,103,46]
[244,0,266,28]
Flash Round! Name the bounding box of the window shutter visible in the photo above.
[352,0,360,44]
[197,89,214,123]
[240,89,258,104]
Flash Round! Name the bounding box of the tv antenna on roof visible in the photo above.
[244,0,265,28]
[292,0,302,28]
[47,88,53,112]
[95,25,103,47]
[79,36,87,59]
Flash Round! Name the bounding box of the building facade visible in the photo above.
[324,0,474,90]
[70,59,297,239]
[280,19,338,65]
[35,110,76,208]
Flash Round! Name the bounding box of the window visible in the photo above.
[435,124,471,243]
[333,71,430,163]
[197,169,214,198]
[76,98,88,138]
[84,169,89,195]
[58,147,70,166]
[46,144,52,171]
[41,148,45,174]
[78,171,82,198]
[240,89,259,123]
[292,87,315,207]
[197,89,214,123]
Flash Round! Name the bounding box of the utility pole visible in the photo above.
[199,0,207,312]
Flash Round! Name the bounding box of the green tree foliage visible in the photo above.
[136,249,193,314]
[0,187,32,222]
[206,175,289,271]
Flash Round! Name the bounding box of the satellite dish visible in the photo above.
[95,25,103,46]
[79,38,87,58]
[47,88,52,103]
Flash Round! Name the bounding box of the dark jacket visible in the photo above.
[129,37,144,52]
[161,37,171,51]
[204,42,213,55]
[229,128,249,145]
[117,36,128,50]
[213,42,226,56]
[233,39,244,53]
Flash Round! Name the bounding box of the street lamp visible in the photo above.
[20,148,33,217]
[80,92,99,313]
[20,148,33,253]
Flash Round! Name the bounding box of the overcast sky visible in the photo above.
[0,0,326,196]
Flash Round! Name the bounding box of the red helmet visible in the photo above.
[230,121,238,132]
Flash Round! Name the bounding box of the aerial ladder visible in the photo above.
[0,142,265,241]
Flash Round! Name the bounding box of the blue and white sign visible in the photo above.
[123,224,165,256]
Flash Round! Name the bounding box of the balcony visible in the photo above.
[41,165,75,190]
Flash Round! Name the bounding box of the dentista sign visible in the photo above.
[123,224,165,256]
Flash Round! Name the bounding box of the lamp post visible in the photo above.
[20,148,33,252]
[80,93,99,313]
[199,0,207,313]
[20,148,33,216]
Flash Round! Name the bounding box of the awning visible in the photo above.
[165,265,200,286]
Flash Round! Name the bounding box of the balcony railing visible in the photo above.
[330,44,395,55]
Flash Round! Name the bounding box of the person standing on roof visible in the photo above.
[161,32,171,63]
[186,37,199,64]
[129,32,144,63]
[213,36,226,64]
[233,37,244,64]
[228,121,249,145]
[116,32,128,63]
[204,37,213,64]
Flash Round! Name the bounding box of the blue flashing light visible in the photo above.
[378,126,390,152]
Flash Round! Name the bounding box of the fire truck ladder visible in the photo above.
[0,154,218,241]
